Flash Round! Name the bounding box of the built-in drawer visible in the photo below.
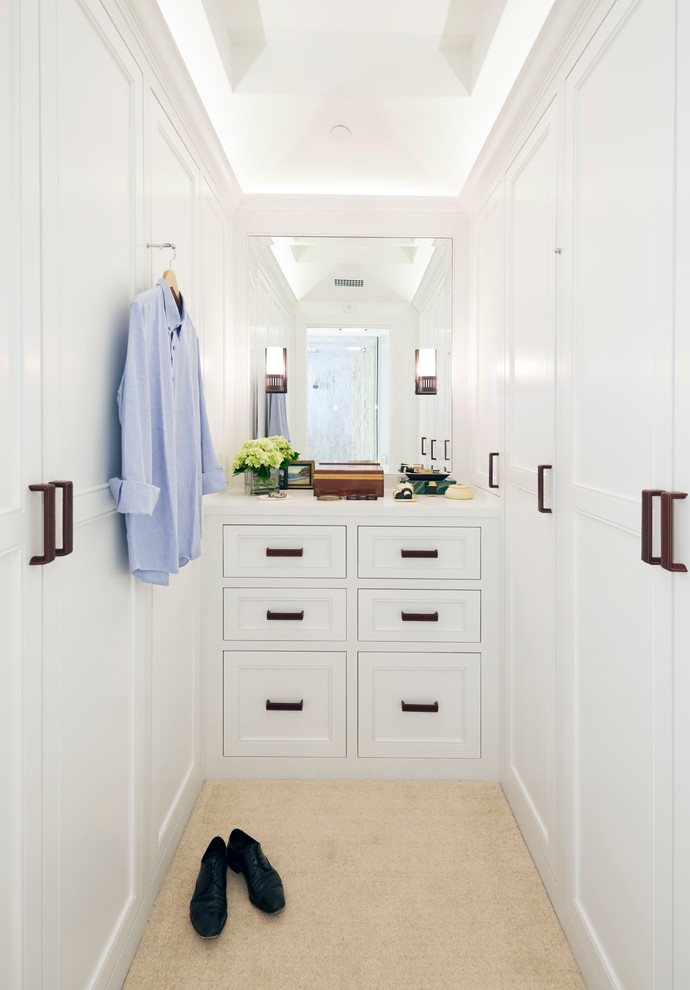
[223,588,346,641]
[358,526,480,580]
[358,651,481,758]
[223,525,347,578]
[223,651,346,757]
[358,589,481,642]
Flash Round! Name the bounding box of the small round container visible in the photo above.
[445,483,474,500]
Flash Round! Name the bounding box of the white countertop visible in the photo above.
[204,480,501,519]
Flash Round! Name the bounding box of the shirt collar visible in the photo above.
[157,278,184,332]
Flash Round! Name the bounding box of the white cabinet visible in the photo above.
[357,525,480,579]
[464,0,685,987]
[223,524,347,578]
[223,587,347,641]
[502,101,559,889]
[358,652,481,758]
[4,1,234,988]
[470,181,505,495]
[223,651,347,757]
[558,2,676,987]
[203,492,500,780]
[357,588,481,642]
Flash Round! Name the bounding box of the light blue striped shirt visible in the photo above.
[109,279,225,584]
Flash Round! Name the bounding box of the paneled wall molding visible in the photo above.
[111,0,242,211]
[460,0,609,212]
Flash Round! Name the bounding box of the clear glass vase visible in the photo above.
[243,467,280,495]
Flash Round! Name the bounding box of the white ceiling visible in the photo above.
[256,235,442,304]
[156,0,557,197]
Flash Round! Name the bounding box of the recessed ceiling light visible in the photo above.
[330,124,351,142]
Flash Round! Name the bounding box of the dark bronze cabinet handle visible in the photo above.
[266,699,304,711]
[29,483,56,565]
[51,480,73,556]
[421,436,427,456]
[266,547,303,557]
[444,439,450,461]
[489,452,499,489]
[661,492,687,573]
[537,465,553,513]
[401,610,439,622]
[266,610,304,621]
[401,549,438,559]
[401,701,439,713]
[641,489,664,565]
[430,439,437,461]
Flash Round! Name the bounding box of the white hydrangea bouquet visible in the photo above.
[232,435,299,492]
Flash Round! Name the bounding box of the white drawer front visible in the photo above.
[224,651,346,757]
[358,526,480,579]
[358,589,481,642]
[358,652,481,758]
[223,588,346,641]
[223,525,346,578]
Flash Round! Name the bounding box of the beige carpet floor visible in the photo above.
[123,780,586,990]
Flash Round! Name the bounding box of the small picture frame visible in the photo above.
[283,460,314,489]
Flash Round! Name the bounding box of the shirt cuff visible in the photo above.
[132,568,170,586]
[202,467,226,495]
[109,477,160,515]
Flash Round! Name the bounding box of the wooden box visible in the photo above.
[313,462,384,498]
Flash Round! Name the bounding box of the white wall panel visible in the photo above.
[51,517,137,990]
[45,0,142,497]
[568,0,675,501]
[199,180,228,466]
[0,0,21,516]
[38,3,146,988]
[151,563,198,856]
[505,112,556,473]
[471,182,504,492]
[505,484,555,857]
[0,549,22,990]
[150,98,198,319]
[571,511,656,990]
[148,100,203,875]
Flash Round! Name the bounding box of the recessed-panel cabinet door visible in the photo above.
[502,102,558,889]
[560,1,676,987]
[673,3,690,986]
[148,96,203,881]
[471,181,504,494]
[40,1,144,987]
[0,4,43,988]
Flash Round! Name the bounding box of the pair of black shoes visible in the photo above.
[189,829,285,939]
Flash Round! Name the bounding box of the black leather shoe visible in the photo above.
[227,829,285,914]
[189,836,228,938]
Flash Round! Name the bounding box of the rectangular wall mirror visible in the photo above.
[248,236,452,472]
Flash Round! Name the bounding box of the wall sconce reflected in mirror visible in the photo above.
[415,348,437,395]
[265,346,287,393]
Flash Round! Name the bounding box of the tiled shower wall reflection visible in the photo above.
[306,333,386,464]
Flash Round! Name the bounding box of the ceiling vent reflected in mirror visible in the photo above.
[334,278,364,288]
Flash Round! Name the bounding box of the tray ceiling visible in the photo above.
[156,0,557,197]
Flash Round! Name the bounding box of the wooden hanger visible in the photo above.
[162,267,181,310]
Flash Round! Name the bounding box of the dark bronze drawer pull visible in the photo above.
[51,480,74,556]
[537,464,553,513]
[29,483,56,565]
[266,547,303,557]
[266,610,305,621]
[401,610,439,622]
[401,549,438,559]
[401,701,439,713]
[266,699,304,711]
[661,491,688,573]
[641,489,664,565]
